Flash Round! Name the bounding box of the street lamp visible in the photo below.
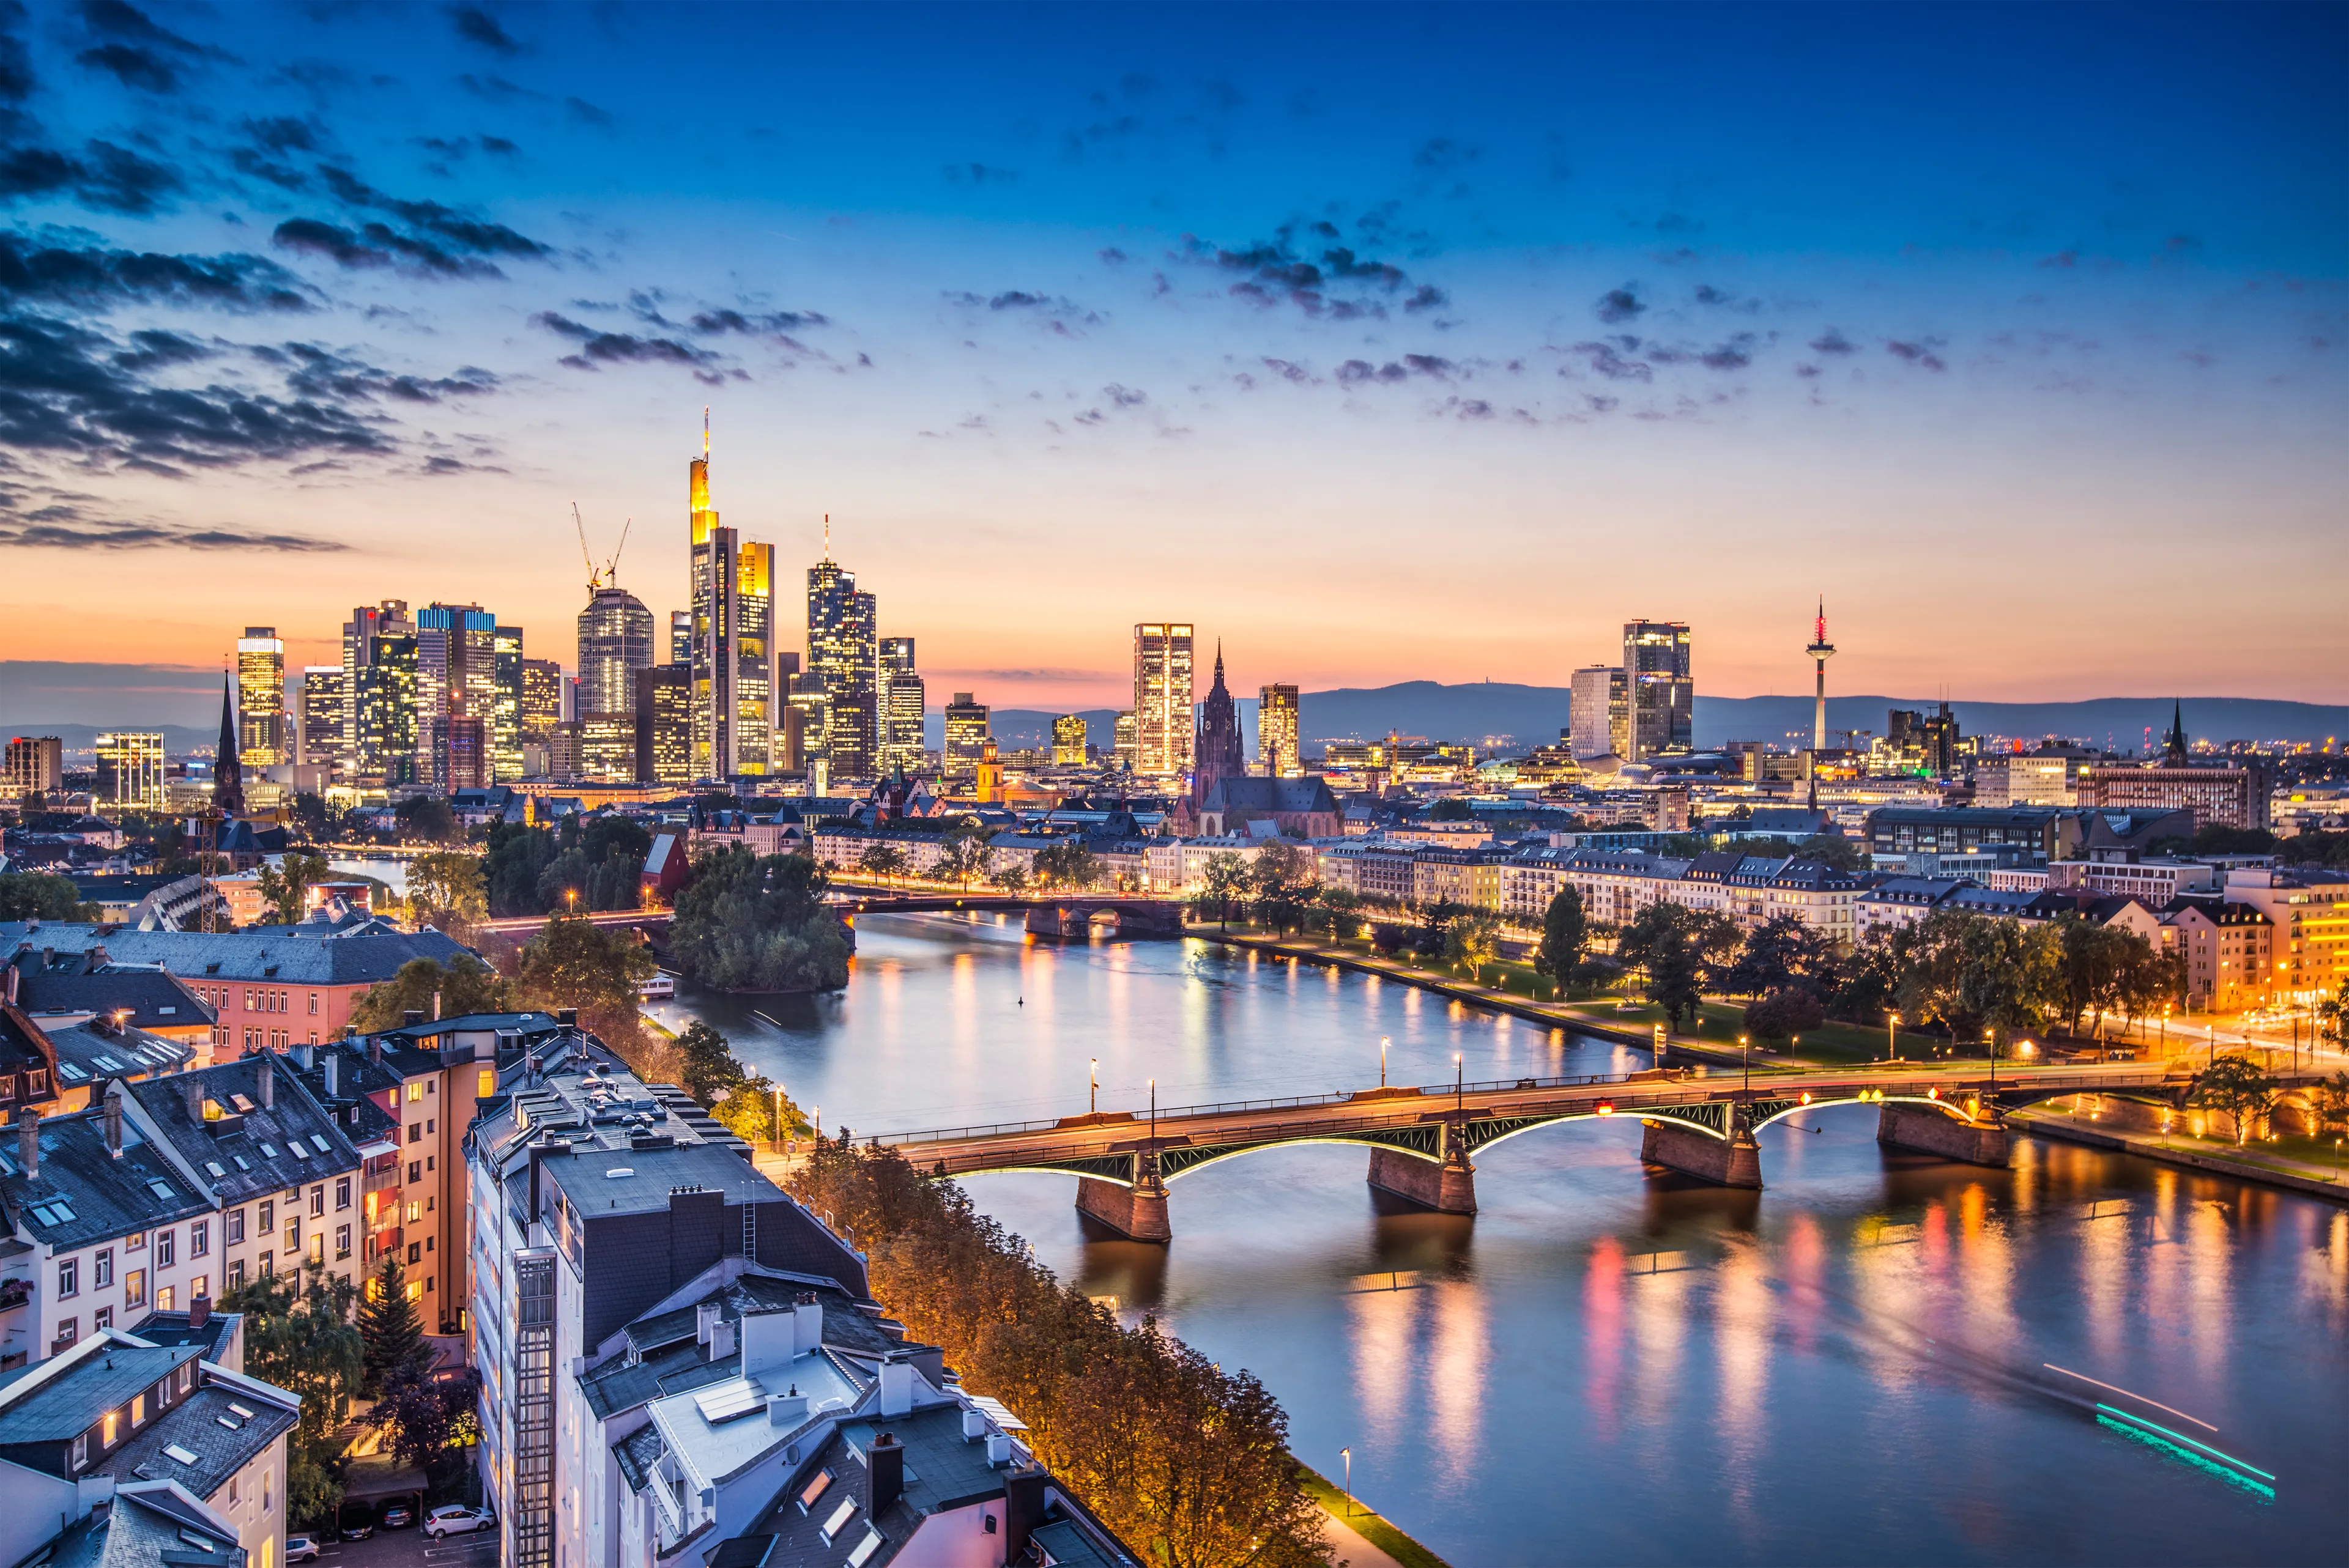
[1454,1052,1464,1118]
[1148,1077,1156,1144]
[1089,1058,1098,1115]
[1740,1034,1750,1098]
[1887,1011,1901,1063]
[1341,1447,1353,1518]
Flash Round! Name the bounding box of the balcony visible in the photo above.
[0,1279,29,1314]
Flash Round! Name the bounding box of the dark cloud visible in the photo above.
[456,71,529,101]
[1102,383,1146,407]
[111,328,210,370]
[480,134,519,157]
[252,341,498,404]
[273,216,495,277]
[0,146,84,202]
[1565,341,1653,381]
[1450,398,1493,420]
[1594,286,1645,324]
[989,290,1047,310]
[75,141,179,213]
[1693,283,1760,313]
[245,116,320,153]
[0,9,32,109]
[688,306,827,335]
[1402,353,1455,379]
[1336,360,1408,385]
[1808,329,1856,355]
[447,5,522,54]
[942,161,1018,186]
[1189,223,1432,319]
[0,230,314,311]
[1098,247,1127,264]
[1885,338,1946,371]
[532,310,719,375]
[565,95,614,128]
[273,167,550,276]
[75,42,176,92]
[0,517,349,551]
[317,165,549,258]
[72,0,229,94]
[1261,357,1312,383]
[1402,284,1447,314]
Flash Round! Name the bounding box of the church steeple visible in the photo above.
[2163,700,2189,763]
[213,671,245,818]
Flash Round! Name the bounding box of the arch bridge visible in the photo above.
[869,1062,2320,1241]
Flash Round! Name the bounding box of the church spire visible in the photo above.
[213,671,245,818]
[2164,700,2189,763]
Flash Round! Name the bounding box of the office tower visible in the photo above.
[684,426,777,780]
[1115,710,1137,771]
[807,542,878,779]
[4,736,63,797]
[1258,683,1301,777]
[417,602,497,793]
[519,657,564,741]
[1191,645,1246,808]
[1806,599,1835,753]
[93,732,165,810]
[236,626,287,767]
[343,599,414,776]
[1052,713,1088,766]
[1888,701,1960,775]
[1622,620,1693,761]
[299,666,345,770]
[785,670,828,775]
[1569,665,1627,760]
[1132,622,1194,778]
[733,541,776,775]
[776,701,806,775]
[943,692,990,781]
[879,637,925,774]
[634,665,692,786]
[577,586,655,717]
[669,609,692,667]
[579,710,636,780]
[493,624,525,782]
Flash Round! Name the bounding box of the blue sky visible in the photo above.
[1,1,2343,720]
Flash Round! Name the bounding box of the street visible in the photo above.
[306,1528,497,1568]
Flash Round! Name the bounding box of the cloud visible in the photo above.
[72,0,229,94]
[1098,247,1127,264]
[1261,357,1312,383]
[1102,383,1146,407]
[566,96,614,127]
[111,328,210,370]
[251,341,499,404]
[273,166,551,276]
[532,310,719,374]
[1594,286,1645,324]
[0,230,315,311]
[1693,283,1759,313]
[74,141,179,213]
[1187,223,1434,319]
[942,161,1018,185]
[1564,340,1653,381]
[1885,338,1947,371]
[1808,328,1856,355]
[0,517,349,551]
[316,165,549,258]
[448,5,522,54]
[688,306,828,335]
[76,42,176,92]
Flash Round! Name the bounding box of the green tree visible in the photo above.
[2189,1054,2279,1145]
[1248,841,1317,934]
[989,860,1031,895]
[0,871,94,922]
[2310,1070,2349,1137]
[667,847,851,992]
[514,913,658,1040]
[937,828,992,890]
[349,955,517,1033]
[378,1361,482,1473]
[1724,912,1834,999]
[392,796,462,845]
[406,849,486,931]
[1744,985,1825,1045]
[1616,902,1740,1030]
[256,850,334,925]
[358,1254,429,1394]
[1894,909,2063,1049]
[859,842,908,886]
[1444,912,1501,980]
[1426,797,1473,821]
[1310,884,1362,940]
[219,1264,362,1529]
[1533,885,1590,995]
[710,1073,811,1145]
[1197,852,1250,930]
[1033,840,1102,892]
[675,1019,751,1104]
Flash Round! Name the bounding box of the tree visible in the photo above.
[256,850,334,925]
[219,1264,362,1529]
[514,913,658,1036]
[1426,797,1473,821]
[378,1360,482,1473]
[349,955,516,1033]
[406,849,486,931]
[1533,886,1589,994]
[1310,884,1362,940]
[667,846,851,992]
[358,1255,429,1394]
[675,1019,751,1105]
[1248,841,1317,934]
[1745,985,1824,1045]
[2310,1070,2349,1137]
[1444,912,1501,978]
[2188,1054,2278,1145]
[1724,913,1833,999]
[710,1073,811,1145]
[1616,902,1740,1030]
[859,843,908,886]
[937,828,992,890]
[2319,977,2349,1048]
[392,796,461,845]
[1894,909,2063,1049]
[290,791,334,842]
[0,871,94,921]
[989,860,1030,895]
[1033,840,1102,892]
[1197,852,1250,929]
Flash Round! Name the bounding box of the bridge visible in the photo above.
[867,1061,2330,1240]
[829,892,1186,939]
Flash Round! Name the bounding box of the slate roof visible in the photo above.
[1198,777,1340,816]
[124,1309,236,1364]
[0,1108,215,1251]
[0,1344,196,1443]
[38,1020,193,1093]
[37,1479,245,1568]
[95,1380,297,1501]
[125,1054,362,1207]
[13,968,215,1033]
[0,925,475,986]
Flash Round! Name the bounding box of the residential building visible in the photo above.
[4,736,63,799]
[15,1464,256,1568]
[235,630,286,770]
[1258,683,1301,777]
[943,693,991,782]
[1051,713,1088,767]
[635,666,693,788]
[93,735,165,813]
[1568,665,1627,761]
[2221,865,2349,1005]
[7,958,216,1056]
[1856,876,1972,941]
[1,991,195,1119]
[879,638,924,774]
[0,1329,298,1568]
[1622,621,1693,761]
[1132,623,1195,778]
[2167,903,2274,1010]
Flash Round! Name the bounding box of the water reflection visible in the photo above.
[656,915,2349,1566]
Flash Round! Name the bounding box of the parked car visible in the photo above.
[336,1503,375,1541]
[379,1501,416,1529]
[285,1537,319,1563]
[423,1506,495,1539]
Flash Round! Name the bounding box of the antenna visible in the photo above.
[823,512,830,559]
[702,407,710,459]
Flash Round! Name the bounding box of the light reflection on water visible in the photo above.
[651,914,2349,1566]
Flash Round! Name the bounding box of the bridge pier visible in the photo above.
[1878,1101,2009,1167]
[1365,1147,1477,1215]
[1640,1119,1762,1188]
[1074,1147,1172,1241]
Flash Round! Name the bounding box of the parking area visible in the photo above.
[303,1526,497,1568]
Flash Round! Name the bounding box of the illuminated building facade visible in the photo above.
[1052,712,1089,766]
[417,603,497,793]
[237,627,287,767]
[1623,619,1693,761]
[580,710,637,781]
[94,731,165,810]
[299,666,345,770]
[943,692,990,782]
[519,657,564,742]
[1258,683,1301,777]
[669,609,691,667]
[1132,623,1195,778]
[343,600,415,777]
[683,430,779,781]
[493,624,525,783]
[807,547,878,778]
[1569,664,1627,760]
[5,734,63,797]
[577,586,655,718]
[880,637,925,774]
[733,541,776,775]
[1115,709,1137,770]
[634,665,692,786]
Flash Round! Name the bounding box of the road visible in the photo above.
[305,1528,495,1568]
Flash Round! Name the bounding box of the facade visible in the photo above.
[2080,760,2273,832]
[2046,858,2217,903]
[1975,754,2073,807]
[879,637,924,774]
[1568,664,1627,761]
[1114,710,1137,770]
[415,603,498,794]
[806,555,878,780]
[341,601,416,779]
[520,657,565,743]
[4,736,64,798]
[732,541,777,777]
[1051,713,1088,766]
[1258,682,1301,777]
[687,435,779,781]
[1866,807,2064,859]
[1885,704,1962,774]
[1622,621,1693,761]
[2222,866,2349,1005]
[1195,777,1343,839]
[1190,648,1247,808]
[1132,623,1195,778]
[492,626,527,783]
[295,668,343,771]
[2168,903,2274,1010]
[578,588,656,720]
[93,734,165,812]
[633,666,693,788]
[234,629,286,770]
[943,693,990,782]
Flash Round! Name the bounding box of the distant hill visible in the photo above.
[1,724,218,758]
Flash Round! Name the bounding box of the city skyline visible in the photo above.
[0,4,2342,712]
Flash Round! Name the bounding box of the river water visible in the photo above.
[647,913,2349,1567]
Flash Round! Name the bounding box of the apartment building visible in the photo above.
[2221,866,2349,1006]
[2168,903,2274,1010]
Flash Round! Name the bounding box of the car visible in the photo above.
[335,1503,375,1541]
[423,1507,495,1539]
[285,1538,319,1563]
[379,1501,415,1530]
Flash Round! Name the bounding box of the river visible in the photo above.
[647,912,2349,1567]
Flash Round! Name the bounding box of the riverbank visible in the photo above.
[2010,1106,2349,1203]
[1294,1463,1453,1568]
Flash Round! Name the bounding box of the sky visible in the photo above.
[1,0,2344,728]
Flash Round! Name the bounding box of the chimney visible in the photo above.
[764,1387,808,1427]
[706,1318,736,1361]
[368,1036,383,1066]
[18,1111,38,1180]
[182,1074,202,1120]
[557,1008,578,1027]
[403,1010,424,1029]
[877,1355,913,1418]
[2,964,15,1005]
[256,1051,273,1111]
[102,1084,124,1157]
[695,1300,720,1345]
[431,989,442,1023]
[1002,1468,1047,1561]
[294,1043,314,1071]
[188,1293,210,1328]
[793,1293,825,1355]
[739,1306,795,1381]
[323,1052,340,1098]
[867,1432,904,1515]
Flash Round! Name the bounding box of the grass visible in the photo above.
[1294,1462,1454,1568]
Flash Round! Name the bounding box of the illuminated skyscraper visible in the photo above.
[577,587,655,718]
[1622,620,1693,761]
[1052,713,1088,766]
[416,602,497,792]
[880,637,925,774]
[1569,665,1628,761]
[733,541,776,776]
[634,665,693,786]
[670,610,692,667]
[493,624,525,783]
[685,423,776,779]
[236,627,286,768]
[299,667,344,771]
[807,532,879,779]
[943,692,990,782]
[1132,623,1194,778]
[519,658,564,742]
[3,736,62,798]
[343,600,414,777]
[1257,683,1301,777]
[95,731,165,811]
[1114,711,1137,771]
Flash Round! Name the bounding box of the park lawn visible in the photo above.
[1294,1463,1455,1568]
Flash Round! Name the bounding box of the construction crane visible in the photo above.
[574,503,633,594]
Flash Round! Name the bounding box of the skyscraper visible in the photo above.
[344,600,415,778]
[943,692,990,782]
[1052,713,1088,766]
[94,731,165,811]
[519,657,564,742]
[3,736,62,798]
[299,666,345,771]
[733,541,776,775]
[1568,665,1627,761]
[493,624,525,782]
[1132,623,1194,778]
[807,537,878,780]
[236,627,286,768]
[669,610,692,667]
[1257,683,1301,777]
[1192,645,1246,807]
[880,637,925,774]
[687,423,731,780]
[1114,711,1137,771]
[634,665,692,786]
[1622,620,1693,761]
[417,602,497,793]
[577,586,655,718]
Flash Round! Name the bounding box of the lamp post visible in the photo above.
[1740,1034,1750,1100]
[1340,1447,1353,1518]
[1380,1037,1389,1089]
[1887,1011,1900,1063]
[1148,1078,1156,1144]
[774,1085,786,1152]
[1089,1058,1098,1115]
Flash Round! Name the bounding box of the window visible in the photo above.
[406,1200,422,1224]
[226,1260,245,1291]
[404,1279,422,1302]
[406,1081,423,1103]
[426,1119,434,1134]
[409,1161,421,1185]
[226,1210,244,1244]
[426,1081,436,1096]
[284,1220,299,1252]
[102,1410,116,1447]
[124,1268,146,1308]
[192,1274,208,1300]
[409,1125,421,1144]
[58,1257,78,1298]
[335,1178,351,1210]
[258,1201,273,1232]
[335,1224,351,1260]
[71,1433,86,1471]
[157,1231,174,1268]
[407,1242,421,1265]
[94,1306,112,1331]
[310,1186,324,1218]
[191,1220,209,1257]
[478,1068,495,1098]
[307,1235,323,1265]
[157,1285,174,1312]
[126,1231,146,1252]
[259,1251,272,1278]
[94,1249,112,1288]
[425,1156,435,1173]
[308,992,318,1015]
[131,1393,144,1426]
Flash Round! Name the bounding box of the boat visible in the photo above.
[639,973,677,1000]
